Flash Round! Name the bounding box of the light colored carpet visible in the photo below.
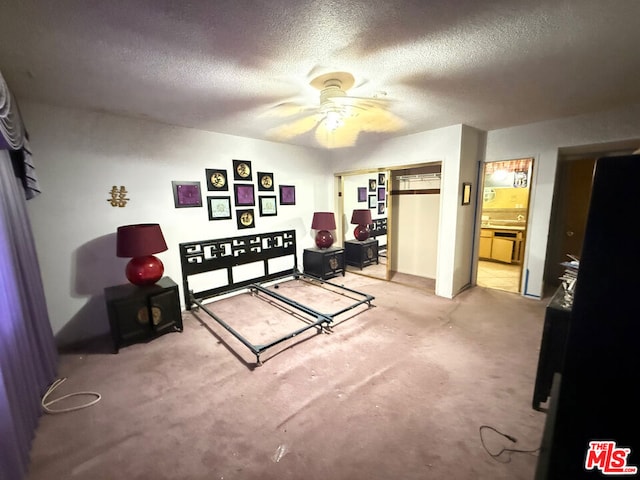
[27,273,547,480]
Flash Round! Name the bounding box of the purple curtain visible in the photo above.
[0,73,57,480]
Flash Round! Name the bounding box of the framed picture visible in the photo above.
[172,181,202,208]
[236,209,255,229]
[462,182,472,205]
[369,179,377,192]
[280,185,295,205]
[232,159,252,181]
[378,202,385,215]
[378,173,385,185]
[258,172,274,191]
[259,195,277,216]
[378,187,385,202]
[205,169,228,191]
[357,187,367,202]
[207,196,232,220]
[368,195,376,209]
[234,184,255,206]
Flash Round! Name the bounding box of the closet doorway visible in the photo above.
[335,162,441,292]
[477,158,533,294]
[387,164,440,291]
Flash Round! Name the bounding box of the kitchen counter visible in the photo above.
[481,224,525,231]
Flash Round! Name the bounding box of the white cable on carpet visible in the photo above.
[41,377,101,414]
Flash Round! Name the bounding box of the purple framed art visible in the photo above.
[378,187,385,202]
[234,184,255,206]
[172,181,202,208]
[358,187,367,202]
[279,185,295,205]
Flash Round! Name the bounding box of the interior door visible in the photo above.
[544,158,595,287]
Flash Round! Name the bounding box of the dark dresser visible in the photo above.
[532,286,572,411]
[344,239,379,269]
[104,277,183,353]
[302,246,345,280]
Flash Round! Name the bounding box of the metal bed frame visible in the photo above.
[179,229,374,364]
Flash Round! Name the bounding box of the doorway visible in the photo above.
[543,140,640,294]
[477,158,533,293]
[543,157,594,291]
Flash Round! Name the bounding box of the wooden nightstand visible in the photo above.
[104,277,183,353]
[345,239,379,269]
[303,246,345,280]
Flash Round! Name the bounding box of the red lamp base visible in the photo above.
[353,224,370,241]
[315,230,334,249]
[125,255,164,286]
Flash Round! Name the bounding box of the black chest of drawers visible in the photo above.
[104,277,183,353]
[345,239,379,269]
[303,247,345,280]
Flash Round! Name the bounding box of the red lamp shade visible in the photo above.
[311,212,336,249]
[116,224,168,286]
[350,209,372,241]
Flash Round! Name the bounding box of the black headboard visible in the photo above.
[370,217,387,237]
[179,230,297,308]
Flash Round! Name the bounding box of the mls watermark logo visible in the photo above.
[585,441,638,475]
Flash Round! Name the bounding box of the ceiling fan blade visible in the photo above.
[306,64,330,80]
[262,101,316,118]
[330,95,392,110]
[268,114,321,140]
[354,107,406,133]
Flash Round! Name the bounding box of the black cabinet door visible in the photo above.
[303,248,345,280]
[105,277,182,352]
[345,239,378,269]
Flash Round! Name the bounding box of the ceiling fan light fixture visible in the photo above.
[324,110,344,131]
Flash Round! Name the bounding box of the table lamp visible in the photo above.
[351,209,372,241]
[116,223,168,286]
[311,212,336,249]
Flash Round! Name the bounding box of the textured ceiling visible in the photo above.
[1,0,640,149]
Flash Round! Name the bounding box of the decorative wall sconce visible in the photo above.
[108,186,130,207]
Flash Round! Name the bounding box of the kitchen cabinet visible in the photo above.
[479,230,493,258]
[479,228,524,264]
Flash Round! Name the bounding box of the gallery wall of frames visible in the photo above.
[171,159,296,231]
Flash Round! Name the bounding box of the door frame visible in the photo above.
[476,157,534,294]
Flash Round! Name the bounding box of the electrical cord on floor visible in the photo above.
[41,377,101,414]
[479,425,540,463]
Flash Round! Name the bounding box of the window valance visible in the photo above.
[0,70,40,199]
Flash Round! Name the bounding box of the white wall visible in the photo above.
[391,194,439,277]
[21,102,329,345]
[485,103,640,298]
[456,126,484,293]
[331,125,483,298]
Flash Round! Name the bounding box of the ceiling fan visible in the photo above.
[266,71,405,148]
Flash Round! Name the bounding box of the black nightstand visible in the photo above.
[345,239,379,269]
[532,286,572,410]
[104,277,183,353]
[303,246,345,280]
